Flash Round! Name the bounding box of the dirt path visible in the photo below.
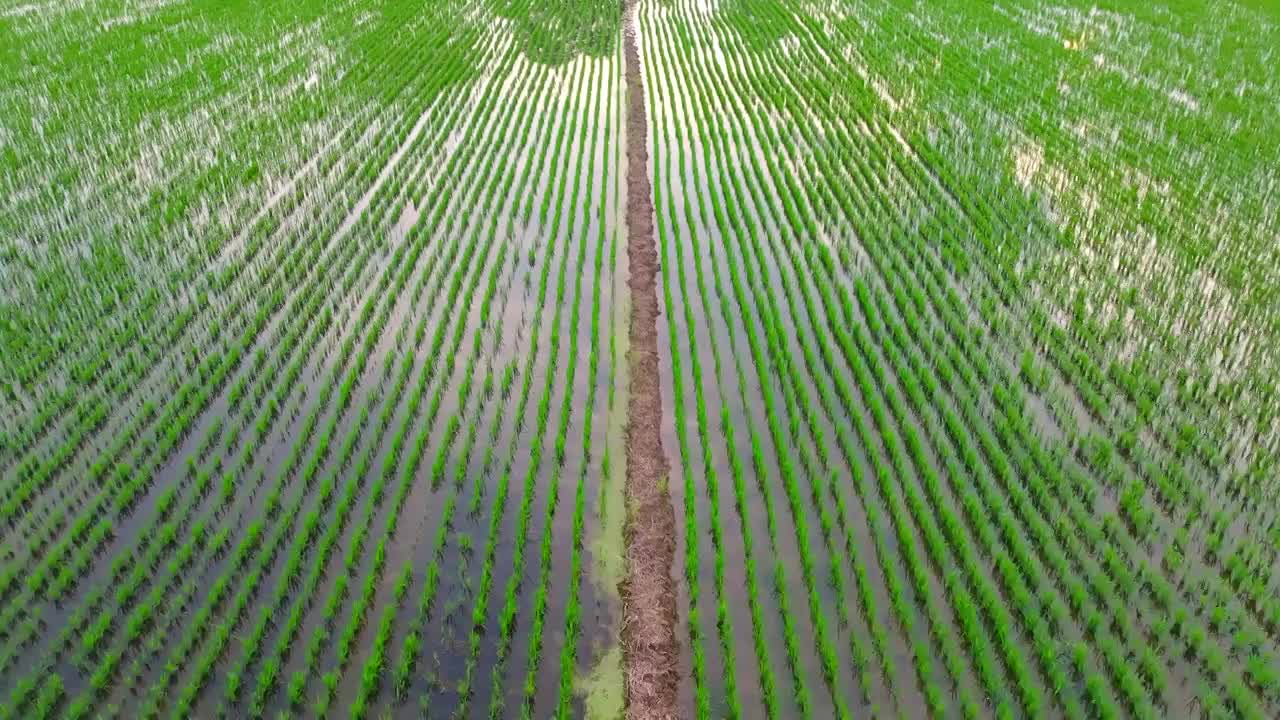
[619,1,680,718]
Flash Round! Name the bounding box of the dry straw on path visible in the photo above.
[620,2,681,718]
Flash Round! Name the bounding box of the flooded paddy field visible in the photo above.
[640,0,1280,717]
[1,0,632,716]
[1,0,1277,717]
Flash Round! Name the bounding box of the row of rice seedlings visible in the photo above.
[901,155,1280,707]
[859,265,1140,715]
[109,228,405,715]
[711,1,964,704]
[768,11,1280,712]
[0,278,298,676]
[856,0,1276,411]
[647,18,743,714]
[223,143,507,716]
[443,64,586,716]
[968,210,1280,693]
[45,32,494,712]
[0,0,393,475]
[670,1,1141,712]
[732,12,1188,716]
[298,228,509,717]
[550,50,619,716]
[650,9,839,712]
[20,326,313,709]
[0,69,442,690]
[899,40,1280,635]
[98,180,446,707]
[0,0,381,414]
[145,95,483,716]
[385,295,523,708]
[342,52,555,719]
[720,14,1123,716]
[722,60,970,720]
[834,23,1280,707]
[849,0,1280,607]
[706,1,1274,712]
[700,27,986,716]
[644,10,849,718]
[0,0,512,707]
[239,195,474,715]
[0,92,316,472]
[0,87,413,615]
[515,52,614,718]
[0,1,465,548]
[643,12,776,718]
[658,11,994,719]
[248,121,508,717]
[839,124,1259,712]
[358,55,542,708]
[376,60,567,709]
[445,53,590,720]
[649,11,884,718]
[128,152,464,716]
[860,192,1249,712]
[478,51,599,719]
[650,4,988,712]
[65,341,340,675]
[294,39,539,718]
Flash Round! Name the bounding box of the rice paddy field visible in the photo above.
[0,0,1277,718]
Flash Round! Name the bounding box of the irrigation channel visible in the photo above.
[1,0,1278,718]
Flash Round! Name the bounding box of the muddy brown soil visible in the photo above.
[619,2,680,719]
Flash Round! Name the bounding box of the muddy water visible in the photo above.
[11,190,383,703]
[0,170,340,562]
[573,50,631,709]
[520,64,623,718]
[91,208,419,712]
[0,73,436,577]
[369,51,608,719]
[684,57,907,715]
[485,85,602,720]
[163,188,448,717]
[296,65,552,720]
[799,12,1241,711]
[652,9,937,717]
[643,17,766,720]
[87,65,490,712]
